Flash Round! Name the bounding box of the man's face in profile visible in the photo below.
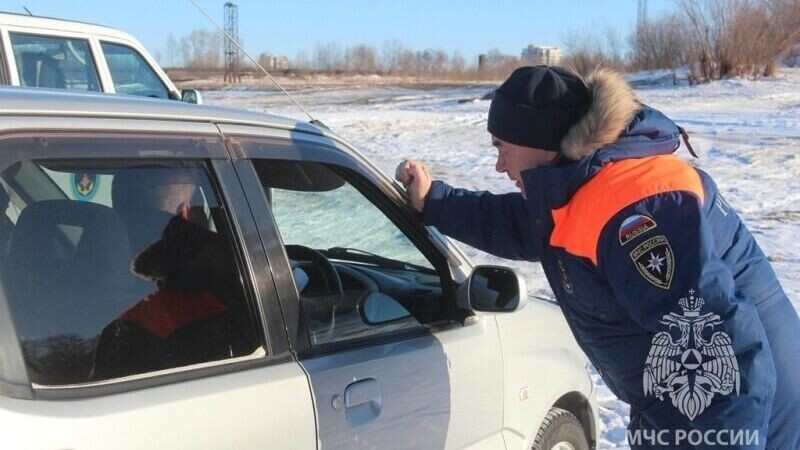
[491,136,561,198]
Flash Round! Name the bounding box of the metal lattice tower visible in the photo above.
[224,2,241,83]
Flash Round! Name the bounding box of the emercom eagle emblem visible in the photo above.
[643,289,740,421]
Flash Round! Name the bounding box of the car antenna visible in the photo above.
[22,6,33,15]
[187,0,327,128]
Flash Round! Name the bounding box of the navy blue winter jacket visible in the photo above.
[423,71,800,449]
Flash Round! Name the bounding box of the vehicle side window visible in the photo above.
[253,159,451,348]
[101,42,168,99]
[9,33,100,92]
[0,159,260,385]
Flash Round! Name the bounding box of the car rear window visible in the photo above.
[0,159,260,385]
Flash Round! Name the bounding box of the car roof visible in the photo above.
[0,86,324,135]
[0,11,137,41]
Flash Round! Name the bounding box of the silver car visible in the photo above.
[0,87,598,450]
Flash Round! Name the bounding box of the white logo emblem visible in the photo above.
[643,289,740,420]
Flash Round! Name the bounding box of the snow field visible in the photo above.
[205,68,800,448]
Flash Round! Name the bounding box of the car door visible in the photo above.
[0,127,316,450]
[222,124,507,450]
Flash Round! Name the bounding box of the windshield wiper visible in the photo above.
[322,247,435,274]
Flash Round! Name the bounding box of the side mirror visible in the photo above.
[459,265,527,314]
[180,89,203,105]
[358,292,412,325]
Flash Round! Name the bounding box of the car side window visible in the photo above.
[252,159,450,348]
[101,42,169,99]
[10,33,101,92]
[0,159,260,385]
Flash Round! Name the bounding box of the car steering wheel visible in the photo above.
[285,244,343,295]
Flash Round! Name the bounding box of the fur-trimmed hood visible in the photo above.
[560,69,641,160]
[518,78,683,212]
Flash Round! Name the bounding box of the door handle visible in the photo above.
[344,378,382,426]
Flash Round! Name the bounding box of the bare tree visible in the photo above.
[629,13,687,71]
[414,49,448,74]
[179,29,223,69]
[762,0,800,74]
[449,51,466,75]
[345,44,378,72]
[396,48,416,73]
[560,28,625,75]
[680,0,800,81]
[603,27,626,67]
[165,33,180,67]
[294,50,310,70]
[381,39,404,74]
[313,41,344,71]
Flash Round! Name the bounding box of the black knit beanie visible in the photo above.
[488,65,591,152]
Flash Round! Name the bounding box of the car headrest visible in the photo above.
[19,52,65,89]
[8,199,132,282]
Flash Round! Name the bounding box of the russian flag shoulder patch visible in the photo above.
[619,214,657,246]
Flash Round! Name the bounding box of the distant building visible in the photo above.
[478,54,487,71]
[258,53,290,70]
[521,45,562,66]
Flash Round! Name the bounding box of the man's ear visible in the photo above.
[178,202,191,220]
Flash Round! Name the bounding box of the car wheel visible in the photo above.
[531,407,590,450]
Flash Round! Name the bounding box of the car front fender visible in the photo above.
[493,299,597,449]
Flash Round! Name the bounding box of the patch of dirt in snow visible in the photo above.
[761,210,800,224]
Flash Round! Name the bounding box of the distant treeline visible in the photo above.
[159,33,522,80]
[159,0,800,83]
[565,0,800,82]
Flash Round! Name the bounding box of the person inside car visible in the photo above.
[91,170,238,380]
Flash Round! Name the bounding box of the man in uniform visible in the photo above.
[396,66,800,449]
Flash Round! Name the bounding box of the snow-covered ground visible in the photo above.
[204,68,800,449]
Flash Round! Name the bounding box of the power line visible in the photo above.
[188,0,318,124]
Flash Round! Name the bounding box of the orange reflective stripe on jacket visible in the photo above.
[549,155,705,265]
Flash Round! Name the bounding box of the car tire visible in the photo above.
[531,407,590,450]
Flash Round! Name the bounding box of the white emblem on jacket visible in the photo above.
[643,289,740,420]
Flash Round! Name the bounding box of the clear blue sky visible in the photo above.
[6,0,673,62]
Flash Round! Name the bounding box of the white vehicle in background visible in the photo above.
[0,11,201,103]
